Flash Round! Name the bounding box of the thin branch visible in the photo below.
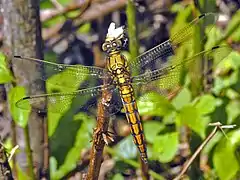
[49,0,64,10]
[41,0,90,22]
[8,145,19,162]
[42,0,127,40]
[86,88,112,180]
[173,122,236,180]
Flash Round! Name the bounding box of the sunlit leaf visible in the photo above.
[177,105,210,138]
[195,94,217,115]
[8,86,30,128]
[0,53,13,84]
[43,15,65,28]
[40,0,55,8]
[144,121,165,144]
[152,132,179,163]
[78,23,91,34]
[50,157,58,178]
[58,0,70,5]
[138,92,174,116]
[226,100,240,124]
[112,173,124,180]
[205,26,222,49]
[213,129,240,180]
[172,87,191,110]
[163,111,177,124]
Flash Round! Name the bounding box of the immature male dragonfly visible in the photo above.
[14,13,231,163]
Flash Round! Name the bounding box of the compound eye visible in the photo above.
[115,39,122,49]
[102,42,111,52]
[106,44,111,49]
[112,42,117,47]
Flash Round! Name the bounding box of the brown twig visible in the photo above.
[86,87,112,180]
[173,122,236,180]
[41,0,90,22]
[42,0,127,40]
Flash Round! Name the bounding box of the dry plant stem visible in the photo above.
[0,139,14,180]
[87,89,111,180]
[41,0,91,22]
[10,121,17,177]
[173,123,234,180]
[43,0,127,40]
[49,0,64,10]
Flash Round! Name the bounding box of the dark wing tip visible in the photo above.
[199,12,218,20]
[14,55,22,58]
[212,45,220,50]
[199,14,206,19]
[15,96,30,106]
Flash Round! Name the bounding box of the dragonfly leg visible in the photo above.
[93,127,115,147]
[102,132,114,145]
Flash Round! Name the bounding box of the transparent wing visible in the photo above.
[16,84,123,116]
[13,56,110,90]
[132,45,232,101]
[129,13,218,75]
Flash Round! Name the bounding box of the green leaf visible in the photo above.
[170,6,192,36]
[205,26,222,49]
[226,10,240,42]
[144,121,165,144]
[177,105,210,138]
[17,164,31,180]
[50,157,58,178]
[43,15,65,28]
[212,51,240,94]
[47,67,91,135]
[51,112,95,180]
[8,86,30,128]
[58,0,70,5]
[213,129,240,180]
[0,53,13,83]
[77,23,91,34]
[195,94,217,115]
[138,92,174,116]
[172,88,191,110]
[40,0,55,9]
[226,100,240,124]
[112,174,124,180]
[163,111,177,124]
[152,132,179,163]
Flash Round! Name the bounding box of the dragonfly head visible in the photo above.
[102,22,128,54]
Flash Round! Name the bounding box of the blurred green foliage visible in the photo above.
[0,53,13,83]
[1,0,240,179]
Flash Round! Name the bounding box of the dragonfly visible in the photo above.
[13,13,231,164]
